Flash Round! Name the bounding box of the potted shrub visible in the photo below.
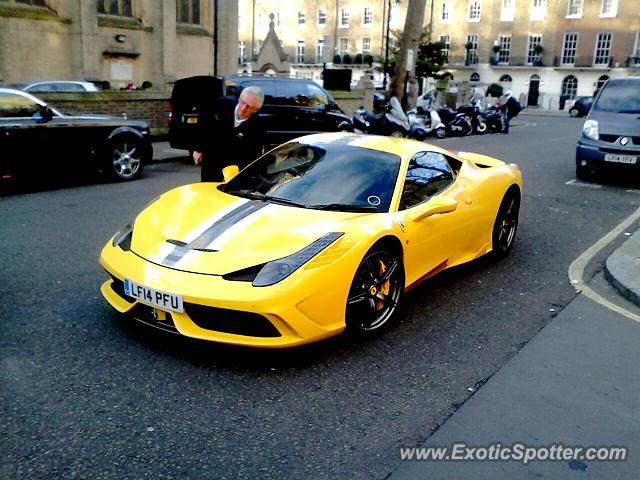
[333,54,342,64]
[354,53,363,64]
[343,53,353,64]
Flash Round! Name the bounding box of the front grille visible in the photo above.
[109,276,127,299]
[598,147,640,155]
[599,134,640,145]
[184,304,281,337]
[129,304,179,334]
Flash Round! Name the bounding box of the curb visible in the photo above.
[604,229,640,308]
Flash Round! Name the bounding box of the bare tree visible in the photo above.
[389,0,427,109]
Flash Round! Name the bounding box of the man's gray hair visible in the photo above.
[240,86,264,108]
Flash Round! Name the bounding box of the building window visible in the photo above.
[97,0,133,17]
[633,33,640,66]
[316,38,325,63]
[8,0,47,6]
[176,0,200,25]
[276,12,281,26]
[340,8,350,27]
[465,34,478,64]
[562,75,578,99]
[566,0,583,17]
[363,7,373,25]
[362,37,371,55]
[498,35,511,63]
[562,32,578,64]
[470,72,480,82]
[298,11,306,25]
[500,0,515,21]
[339,37,349,56]
[441,1,451,21]
[600,0,618,17]
[238,40,246,64]
[468,1,481,22]
[596,75,609,93]
[255,40,263,55]
[499,74,513,82]
[594,32,612,65]
[318,9,327,26]
[439,34,450,63]
[531,0,546,20]
[527,35,542,64]
[296,40,305,64]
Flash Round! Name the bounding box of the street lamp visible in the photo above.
[382,0,395,91]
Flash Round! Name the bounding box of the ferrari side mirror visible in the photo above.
[222,165,240,183]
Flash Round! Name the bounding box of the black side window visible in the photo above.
[400,151,455,210]
[0,92,41,118]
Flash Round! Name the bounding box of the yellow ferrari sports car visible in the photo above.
[100,133,522,347]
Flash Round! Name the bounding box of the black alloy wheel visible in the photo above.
[346,249,404,333]
[108,135,144,181]
[492,191,520,257]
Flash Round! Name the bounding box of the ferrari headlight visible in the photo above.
[252,232,344,287]
[583,120,599,140]
[112,222,133,251]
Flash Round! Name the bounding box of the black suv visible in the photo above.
[169,75,352,151]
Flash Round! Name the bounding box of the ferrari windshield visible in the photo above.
[224,137,402,212]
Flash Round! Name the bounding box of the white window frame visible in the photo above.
[439,34,450,63]
[441,1,451,22]
[500,0,515,22]
[238,40,246,64]
[599,0,618,18]
[318,9,327,26]
[593,32,612,65]
[298,11,306,25]
[315,39,325,63]
[498,35,511,63]
[339,37,349,56]
[633,33,640,66]
[362,37,371,55]
[466,34,478,64]
[562,75,578,99]
[296,40,305,64]
[468,1,481,22]
[526,34,542,64]
[530,0,546,21]
[566,0,583,18]
[340,8,350,28]
[561,32,578,65]
[363,7,373,25]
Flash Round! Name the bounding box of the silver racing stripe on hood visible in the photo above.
[159,199,269,268]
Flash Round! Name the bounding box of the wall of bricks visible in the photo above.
[35,88,373,138]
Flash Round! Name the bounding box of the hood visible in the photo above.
[130,184,364,275]
[589,111,640,137]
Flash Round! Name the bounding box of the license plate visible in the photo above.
[183,115,198,124]
[124,279,183,313]
[604,153,637,164]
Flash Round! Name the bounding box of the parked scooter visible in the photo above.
[436,106,473,136]
[409,106,446,139]
[353,96,410,137]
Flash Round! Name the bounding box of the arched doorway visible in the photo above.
[560,75,578,110]
[527,74,540,106]
[595,75,609,96]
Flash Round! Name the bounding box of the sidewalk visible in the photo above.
[151,140,190,162]
[389,220,640,479]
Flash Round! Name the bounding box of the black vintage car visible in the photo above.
[168,75,353,152]
[0,88,152,189]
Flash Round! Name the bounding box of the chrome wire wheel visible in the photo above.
[346,250,404,332]
[111,137,142,180]
[492,192,520,256]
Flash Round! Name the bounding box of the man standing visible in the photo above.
[497,90,521,134]
[193,86,265,181]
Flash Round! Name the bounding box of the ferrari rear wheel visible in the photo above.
[492,190,520,257]
[346,250,404,333]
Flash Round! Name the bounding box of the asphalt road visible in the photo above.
[1,116,639,479]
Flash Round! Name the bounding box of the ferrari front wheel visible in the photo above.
[346,249,404,333]
[492,190,520,257]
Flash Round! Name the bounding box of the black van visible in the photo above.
[576,77,640,180]
[168,75,352,151]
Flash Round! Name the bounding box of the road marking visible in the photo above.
[550,136,578,142]
[626,189,640,194]
[568,206,640,323]
[565,179,602,188]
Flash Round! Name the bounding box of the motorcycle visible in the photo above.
[408,106,446,139]
[477,102,503,133]
[436,106,473,136]
[353,96,410,138]
[457,102,489,135]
